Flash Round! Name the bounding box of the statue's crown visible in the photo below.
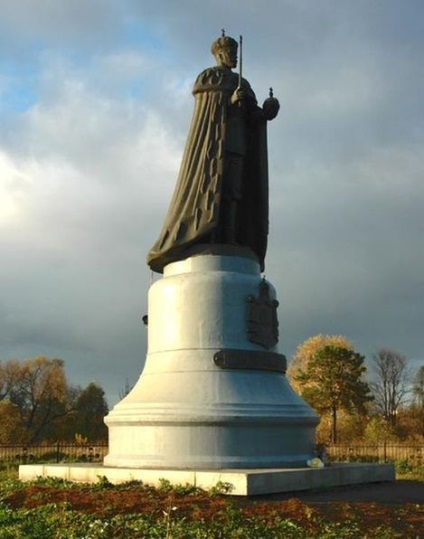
[211,34,238,56]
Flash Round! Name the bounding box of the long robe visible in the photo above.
[147,65,269,273]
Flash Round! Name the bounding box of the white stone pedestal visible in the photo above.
[103,252,319,469]
[20,251,395,493]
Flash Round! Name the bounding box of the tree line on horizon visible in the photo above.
[0,336,423,445]
[0,356,108,445]
[287,334,424,444]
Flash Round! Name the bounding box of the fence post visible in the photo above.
[56,441,60,463]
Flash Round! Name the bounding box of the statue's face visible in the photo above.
[216,47,237,69]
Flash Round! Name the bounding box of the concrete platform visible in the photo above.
[19,463,395,496]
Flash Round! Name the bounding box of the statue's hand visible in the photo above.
[230,87,247,108]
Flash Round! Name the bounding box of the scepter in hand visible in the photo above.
[238,35,243,88]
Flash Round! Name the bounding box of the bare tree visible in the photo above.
[0,360,20,400]
[370,348,410,426]
[119,377,133,400]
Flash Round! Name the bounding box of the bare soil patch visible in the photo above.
[3,480,424,537]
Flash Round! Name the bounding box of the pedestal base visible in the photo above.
[19,463,395,496]
[104,253,319,469]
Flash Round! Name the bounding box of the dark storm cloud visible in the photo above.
[0,1,423,404]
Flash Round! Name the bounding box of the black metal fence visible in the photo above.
[1,442,423,468]
[328,443,424,467]
[0,443,108,464]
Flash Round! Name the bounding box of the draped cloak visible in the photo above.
[147,65,269,273]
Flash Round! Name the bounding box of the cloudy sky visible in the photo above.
[1,0,423,405]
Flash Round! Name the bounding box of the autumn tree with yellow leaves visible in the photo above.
[295,345,373,443]
[0,356,108,443]
[287,334,354,393]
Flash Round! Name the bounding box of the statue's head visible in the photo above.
[211,34,238,69]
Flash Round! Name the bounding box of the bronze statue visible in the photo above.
[148,33,279,273]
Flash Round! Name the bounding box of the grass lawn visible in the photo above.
[0,465,422,538]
